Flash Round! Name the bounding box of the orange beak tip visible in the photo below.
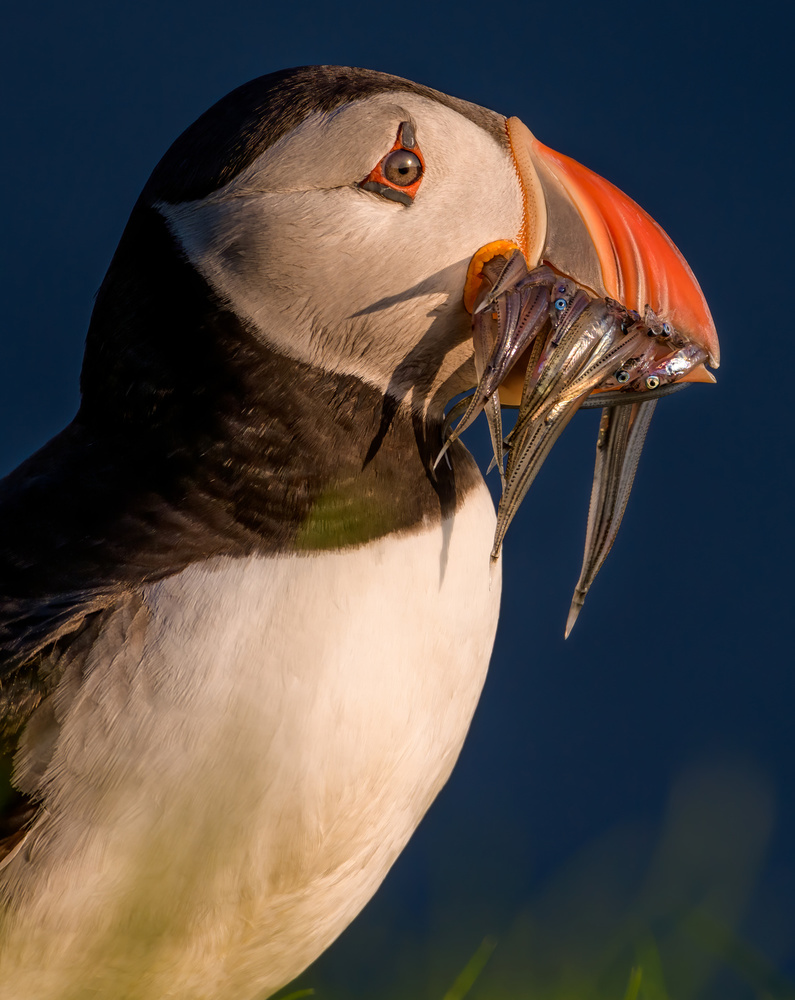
[680,363,717,385]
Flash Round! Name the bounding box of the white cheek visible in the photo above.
[158,105,524,391]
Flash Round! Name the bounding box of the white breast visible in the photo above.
[0,482,501,1000]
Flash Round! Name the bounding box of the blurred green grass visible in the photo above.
[275,761,795,1000]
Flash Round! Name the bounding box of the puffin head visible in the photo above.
[138,65,716,402]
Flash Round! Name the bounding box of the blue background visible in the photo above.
[2,1,793,996]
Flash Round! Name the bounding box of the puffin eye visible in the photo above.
[381,149,423,187]
[358,121,425,207]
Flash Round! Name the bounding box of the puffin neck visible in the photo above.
[75,205,479,554]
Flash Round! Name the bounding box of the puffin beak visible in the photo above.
[453,118,720,634]
[507,117,718,364]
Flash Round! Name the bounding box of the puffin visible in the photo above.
[0,66,718,999]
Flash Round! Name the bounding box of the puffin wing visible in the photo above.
[0,418,226,859]
[0,419,232,751]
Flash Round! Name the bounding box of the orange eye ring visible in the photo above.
[358,121,425,206]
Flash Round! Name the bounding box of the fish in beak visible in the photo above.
[445,117,719,635]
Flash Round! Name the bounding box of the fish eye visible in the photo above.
[381,149,423,187]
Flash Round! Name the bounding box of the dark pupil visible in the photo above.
[382,149,422,186]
